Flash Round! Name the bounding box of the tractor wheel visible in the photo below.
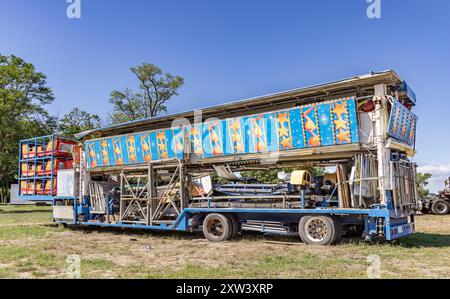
[298,215,338,245]
[431,199,450,215]
[202,213,233,242]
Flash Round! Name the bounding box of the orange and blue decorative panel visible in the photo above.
[301,106,321,147]
[249,114,268,153]
[202,121,224,158]
[387,99,417,147]
[276,111,294,150]
[189,124,203,158]
[331,101,354,145]
[140,132,153,162]
[85,128,185,169]
[316,103,333,146]
[226,117,245,155]
[85,98,360,169]
[196,98,358,158]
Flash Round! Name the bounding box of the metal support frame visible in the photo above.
[118,160,187,225]
[373,84,391,204]
[390,160,417,217]
[119,172,151,224]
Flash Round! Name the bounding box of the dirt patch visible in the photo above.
[1,207,449,278]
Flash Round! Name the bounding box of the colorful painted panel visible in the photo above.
[86,141,100,168]
[347,100,360,143]
[264,113,280,152]
[205,121,224,157]
[286,109,304,149]
[227,117,245,155]
[139,132,153,162]
[317,104,334,146]
[189,124,203,158]
[98,139,109,166]
[387,99,417,147]
[85,127,185,168]
[172,128,185,159]
[250,114,268,153]
[276,111,294,150]
[302,106,321,147]
[331,101,352,145]
[85,98,360,169]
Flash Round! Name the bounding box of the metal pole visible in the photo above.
[301,189,305,209]
[359,154,363,207]
[119,171,124,220]
[373,84,391,205]
[146,165,151,226]
[179,161,187,210]
[149,163,155,225]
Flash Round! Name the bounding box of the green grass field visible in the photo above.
[0,204,449,279]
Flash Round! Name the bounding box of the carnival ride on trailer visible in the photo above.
[18,70,420,245]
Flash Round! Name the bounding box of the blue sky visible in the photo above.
[1,0,449,191]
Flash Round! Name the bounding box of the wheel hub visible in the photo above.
[436,203,446,213]
[208,219,224,237]
[305,218,328,242]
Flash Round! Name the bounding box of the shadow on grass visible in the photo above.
[63,224,203,240]
[342,232,450,248]
[47,223,365,245]
[59,224,297,243]
[42,223,450,248]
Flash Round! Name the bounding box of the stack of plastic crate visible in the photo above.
[19,135,78,200]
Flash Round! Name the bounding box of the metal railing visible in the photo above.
[390,160,418,217]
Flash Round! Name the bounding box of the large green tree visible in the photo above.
[58,107,101,137]
[0,54,56,188]
[109,63,184,124]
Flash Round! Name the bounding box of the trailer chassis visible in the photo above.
[53,195,414,244]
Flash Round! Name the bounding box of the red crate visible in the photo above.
[36,159,66,176]
[20,181,35,195]
[21,163,35,177]
[36,179,57,195]
[22,144,36,159]
[72,145,81,165]
[37,139,78,157]
[65,160,74,169]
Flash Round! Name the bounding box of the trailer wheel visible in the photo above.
[202,213,232,242]
[431,199,450,215]
[298,215,337,245]
[227,214,240,238]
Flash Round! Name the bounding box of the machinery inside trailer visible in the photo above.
[20,71,420,245]
[72,150,417,224]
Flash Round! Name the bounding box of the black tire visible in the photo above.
[202,213,232,242]
[298,215,337,245]
[431,199,450,215]
[227,214,240,238]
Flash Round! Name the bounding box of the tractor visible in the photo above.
[420,177,450,215]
